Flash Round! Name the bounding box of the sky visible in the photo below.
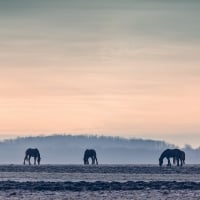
[0,0,200,147]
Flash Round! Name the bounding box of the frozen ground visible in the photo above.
[1,190,200,200]
[0,165,200,199]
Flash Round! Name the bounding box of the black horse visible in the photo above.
[23,148,41,165]
[83,149,98,165]
[159,149,185,167]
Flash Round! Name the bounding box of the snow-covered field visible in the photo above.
[2,190,200,200]
[0,165,200,199]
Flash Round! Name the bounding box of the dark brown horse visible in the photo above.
[159,149,185,167]
[23,148,41,165]
[83,149,98,165]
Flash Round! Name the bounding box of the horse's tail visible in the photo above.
[36,149,41,164]
[95,155,98,165]
[93,150,98,165]
[182,151,185,164]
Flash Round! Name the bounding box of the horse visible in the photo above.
[159,149,185,167]
[83,149,98,165]
[23,148,41,165]
[173,150,185,166]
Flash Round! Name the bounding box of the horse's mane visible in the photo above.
[159,149,169,160]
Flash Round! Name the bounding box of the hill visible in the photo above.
[0,135,199,164]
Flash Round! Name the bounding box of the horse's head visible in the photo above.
[159,158,163,166]
[83,157,89,165]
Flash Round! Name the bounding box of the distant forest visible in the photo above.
[0,135,199,164]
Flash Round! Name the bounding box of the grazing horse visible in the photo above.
[159,149,185,167]
[23,148,41,165]
[83,149,98,165]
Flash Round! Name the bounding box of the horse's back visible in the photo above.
[88,149,96,156]
[160,148,181,158]
[26,148,40,156]
[166,149,181,156]
[84,149,96,158]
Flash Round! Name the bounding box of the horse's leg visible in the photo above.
[92,157,95,165]
[34,157,36,165]
[24,155,27,165]
[177,157,179,166]
[28,156,31,165]
[93,156,96,165]
[181,159,183,166]
[167,158,171,166]
[95,156,98,165]
[93,156,95,165]
[37,157,40,165]
[173,157,176,165]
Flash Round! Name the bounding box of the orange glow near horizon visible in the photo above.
[0,61,200,147]
[0,0,200,147]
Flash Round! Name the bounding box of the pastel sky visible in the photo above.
[0,0,200,147]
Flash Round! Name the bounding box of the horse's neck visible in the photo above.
[160,152,166,160]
